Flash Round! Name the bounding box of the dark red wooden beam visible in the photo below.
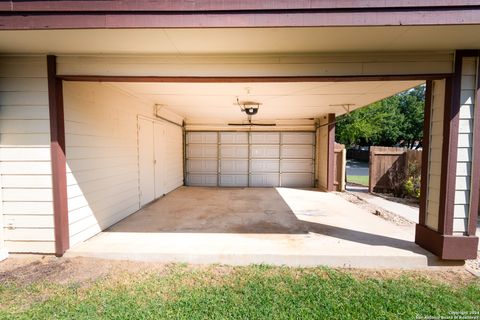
[57,74,448,83]
[3,1,480,12]
[1,1,480,29]
[47,55,70,257]
[326,113,336,192]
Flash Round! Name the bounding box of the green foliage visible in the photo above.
[404,161,421,199]
[336,85,425,148]
[1,265,479,319]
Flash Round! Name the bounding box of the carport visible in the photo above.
[58,77,423,249]
[0,2,479,264]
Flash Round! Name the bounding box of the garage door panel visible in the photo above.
[250,174,280,187]
[186,131,314,188]
[281,159,314,173]
[281,132,315,145]
[220,145,249,158]
[220,132,248,144]
[281,173,314,188]
[219,175,248,187]
[250,132,280,144]
[281,145,314,159]
[187,174,217,186]
[187,144,217,158]
[220,159,248,173]
[187,159,217,173]
[187,132,217,144]
[250,159,280,173]
[250,145,280,159]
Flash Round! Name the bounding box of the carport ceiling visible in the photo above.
[1,26,480,53]
[111,80,424,122]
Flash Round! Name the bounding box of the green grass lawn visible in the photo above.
[347,175,369,187]
[1,264,479,320]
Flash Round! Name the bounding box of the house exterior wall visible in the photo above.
[0,56,55,253]
[425,79,446,231]
[63,82,183,247]
[453,56,478,234]
[0,173,5,260]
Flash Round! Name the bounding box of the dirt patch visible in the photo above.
[466,251,480,276]
[0,255,477,288]
[341,267,478,287]
[336,191,413,226]
[0,255,167,286]
[372,192,420,208]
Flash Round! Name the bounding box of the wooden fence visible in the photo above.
[369,146,422,194]
[333,143,346,191]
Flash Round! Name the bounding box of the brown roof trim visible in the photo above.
[1,5,480,29]
[47,55,70,257]
[418,80,433,226]
[57,74,448,83]
[4,1,480,12]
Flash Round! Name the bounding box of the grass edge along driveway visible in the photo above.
[1,264,479,319]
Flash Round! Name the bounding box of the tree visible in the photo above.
[396,85,425,149]
[335,85,425,148]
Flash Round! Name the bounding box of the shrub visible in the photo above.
[403,161,421,199]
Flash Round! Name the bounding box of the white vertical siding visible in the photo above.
[453,57,478,234]
[0,173,5,260]
[316,116,329,190]
[0,56,55,253]
[64,82,183,247]
[425,79,446,231]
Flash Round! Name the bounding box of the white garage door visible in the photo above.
[186,131,315,187]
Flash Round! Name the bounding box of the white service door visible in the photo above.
[138,118,155,206]
[154,122,166,198]
[163,125,184,193]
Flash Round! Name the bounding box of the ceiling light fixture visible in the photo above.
[228,97,275,126]
[237,97,261,116]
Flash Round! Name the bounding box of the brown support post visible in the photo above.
[415,50,479,260]
[326,113,336,192]
[418,80,433,226]
[47,55,69,256]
